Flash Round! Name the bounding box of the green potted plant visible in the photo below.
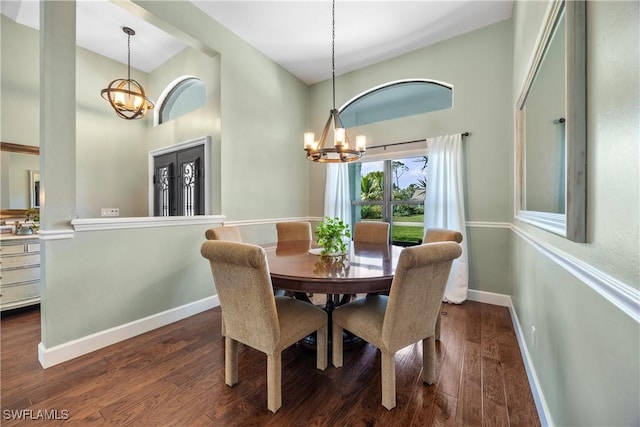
[315,216,351,256]
[24,207,40,232]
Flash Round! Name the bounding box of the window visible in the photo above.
[157,77,206,125]
[340,80,452,128]
[149,136,210,217]
[350,156,427,246]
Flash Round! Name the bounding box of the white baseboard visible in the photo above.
[38,295,220,368]
[466,289,512,306]
[466,289,552,426]
[508,302,554,427]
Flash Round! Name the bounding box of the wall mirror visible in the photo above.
[0,142,40,218]
[515,0,586,242]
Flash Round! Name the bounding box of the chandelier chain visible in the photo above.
[127,31,131,81]
[332,0,336,110]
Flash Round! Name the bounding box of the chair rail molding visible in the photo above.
[511,224,640,323]
[71,215,225,232]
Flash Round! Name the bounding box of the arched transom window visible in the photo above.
[157,76,206,125]
[339,79,453,128]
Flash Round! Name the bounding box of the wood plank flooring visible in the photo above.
[1,301,540,426]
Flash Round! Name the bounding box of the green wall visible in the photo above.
[511,1,639,425]
[34,0,309,349]
[308,20,514,294]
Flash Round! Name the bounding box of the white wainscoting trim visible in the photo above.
[507,298,554,427]
[224,216,319,227]
[37,229,75,240]
[70,215,225,232]
[512,225,640,324]
[38,295,220,368]
[466,289,512,306]
[465,221,511,229]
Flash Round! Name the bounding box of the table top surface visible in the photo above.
[263,240,404,294]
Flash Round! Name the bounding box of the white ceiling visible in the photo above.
[1,0,513,84]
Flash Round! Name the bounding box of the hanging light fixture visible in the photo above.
[304,0,366,163]
[101,27,154,120]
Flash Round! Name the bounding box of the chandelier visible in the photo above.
[101,27,154,120]
[304,0,366,163]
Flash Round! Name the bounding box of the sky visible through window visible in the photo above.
[360,156,427,190]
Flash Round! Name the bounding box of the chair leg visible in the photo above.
[423,336,436,384]
[435,303,442,340]
[381,351,396,410]
[221,313,226,338]
[316,324,328,370]
[225,338,238,386]
[332,324,344,368]
[267,353,282,413]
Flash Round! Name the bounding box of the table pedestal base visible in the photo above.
[293,292,365,350]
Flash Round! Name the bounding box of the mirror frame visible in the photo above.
[515,0,586,242]
[0,142,40,218]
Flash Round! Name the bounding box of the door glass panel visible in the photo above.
[391,204,424,245]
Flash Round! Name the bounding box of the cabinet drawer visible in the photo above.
[1,266,40,285]
[1,281,40,304]
[1,244,26,255]
[27,243,40,253]
[1,253,40,269]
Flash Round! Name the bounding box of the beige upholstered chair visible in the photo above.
[353,221,390,244]
[423,228,463,340]
[205,226,243,337]
[201,240,327,413]
[275,221,312,242]
[332,242,462,410]
[205,226,242,242]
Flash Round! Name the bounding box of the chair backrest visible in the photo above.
[205,226,243,242]
[201,240,280,353]
[423,228,462,244]
[381,242,462,352]
[276,221,312,242]
[353,221,390,244]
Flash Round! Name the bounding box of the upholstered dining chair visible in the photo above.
[205,226,243,242]
[423,228,463,340]
[332,242,462,410]
[201,240,328,413]
[205,225,243,337]
[275,221,313,242]
[353,221,390,244]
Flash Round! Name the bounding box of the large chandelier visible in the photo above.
[101,27,154,120]
[304,0,366,163]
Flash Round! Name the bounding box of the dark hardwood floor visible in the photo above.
[1,301,540,426]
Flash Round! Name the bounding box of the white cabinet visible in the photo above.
[1,236,40,311]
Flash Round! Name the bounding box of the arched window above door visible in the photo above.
[339,79,453,128]
[156,76,206,125]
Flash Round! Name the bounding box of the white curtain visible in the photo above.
[424,133,469,303]
[324,163,352,230]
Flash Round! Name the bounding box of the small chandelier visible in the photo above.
[304,0,366,163]
[101,27,154,120]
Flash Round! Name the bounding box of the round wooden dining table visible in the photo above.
[264,240,403,294]
[263,240,404,347]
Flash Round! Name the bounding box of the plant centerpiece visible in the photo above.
[315,216,351,256]
[15,207,39,235]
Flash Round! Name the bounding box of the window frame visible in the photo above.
[350,157,426,246]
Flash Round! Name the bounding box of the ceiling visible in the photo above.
[1,0,513,85]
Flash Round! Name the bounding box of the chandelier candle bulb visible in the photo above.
[335,128,346,146]
[356,135,367,152]
[304,132,315,149]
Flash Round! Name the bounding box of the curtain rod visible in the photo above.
[367,132,469,151]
